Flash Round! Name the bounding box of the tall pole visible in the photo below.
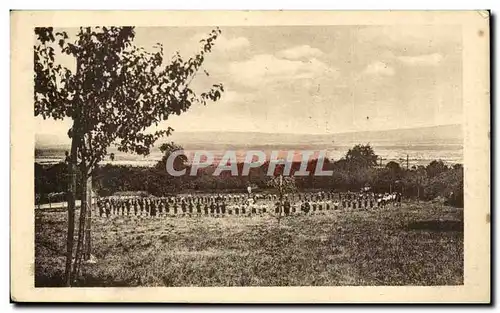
[406,154,409,170]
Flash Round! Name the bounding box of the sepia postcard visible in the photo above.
[10,10,490,303]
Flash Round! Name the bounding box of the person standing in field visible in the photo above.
[210,201,215,216]
[105,199,110,217]
[284,199,291,216]
[180,199,185,215]
[196,201,202,216]
[98,199,104,217]
[304,201,311,214]
[221,201,227,216]
[188,200,193,215]
[203,203,209,216]
[150,199,157,218]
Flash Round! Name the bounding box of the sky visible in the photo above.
[35,25,463,143]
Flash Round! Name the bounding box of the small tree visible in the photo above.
[385,161,401,173]
[155,142,188,172]
[345,144,378,168]
[426,160,449,178]
[35,26,224,285]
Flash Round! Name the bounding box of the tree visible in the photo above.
[426,160,448,178]
[34,26,224,285]
[385,161,401,173]
[385,161,402,183]
[155,142,188,172]
[344,144,378,168]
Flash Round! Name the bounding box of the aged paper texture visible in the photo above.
[11,10,490,303]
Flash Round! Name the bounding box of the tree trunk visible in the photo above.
[65,57,82,287]
[72,168,88,282]
[84,175,92,261]
[64,127,78,287]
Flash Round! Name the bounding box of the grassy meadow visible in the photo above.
[35,201,463,287]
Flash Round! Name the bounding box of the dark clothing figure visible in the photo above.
[274,202,280,214]
[98,201,104,217]
[150,202,157,217]
[303,202,310,214]
[284,201,291,216]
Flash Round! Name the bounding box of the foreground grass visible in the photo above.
[35,201,463,287]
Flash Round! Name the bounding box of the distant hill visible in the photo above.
[35,134,70,149]
[36,124,463,151]
[329,124,463,145]
[164,124,463,148]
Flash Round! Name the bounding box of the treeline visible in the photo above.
[34,145,464,207]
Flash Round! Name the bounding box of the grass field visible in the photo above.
[35,201,463,287]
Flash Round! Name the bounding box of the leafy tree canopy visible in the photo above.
[35,26,224,174]
[344,144,378,168]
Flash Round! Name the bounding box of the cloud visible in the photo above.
[397,53,444,66]
[191,33,250,52]
[227,54,334,88]
[363,61,395,76]
[277,45,324,60]
[215,36,250,52]
[218,90,249,104]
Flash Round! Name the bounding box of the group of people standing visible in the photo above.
[95,191,402,218]
[273,191,402,216]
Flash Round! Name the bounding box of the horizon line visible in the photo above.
[36,122,462,141]
[167,123,462,136]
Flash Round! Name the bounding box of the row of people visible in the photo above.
[96,197,401,218]
[101,190,401,207]
[97,202,268,217]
